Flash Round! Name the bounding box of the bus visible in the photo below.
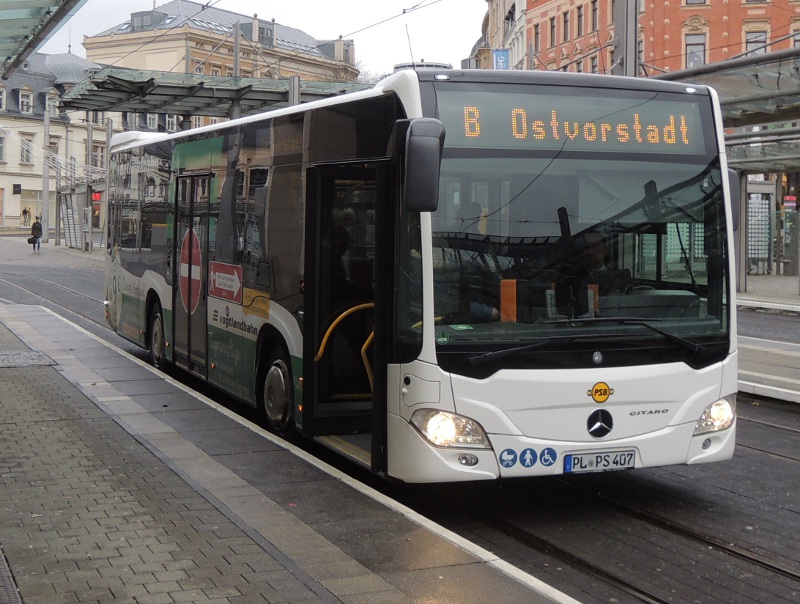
[104,69,737,483]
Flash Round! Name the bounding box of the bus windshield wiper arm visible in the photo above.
[468,334,609,365]
[544,317,709,355]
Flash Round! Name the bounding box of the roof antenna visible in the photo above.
[405,25,416,70]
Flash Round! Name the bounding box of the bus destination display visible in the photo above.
[436,89,708,155]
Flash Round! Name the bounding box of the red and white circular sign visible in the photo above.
[179,229,202,314]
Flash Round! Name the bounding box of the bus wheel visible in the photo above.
[148,303,166,370]
[259,347,295,436]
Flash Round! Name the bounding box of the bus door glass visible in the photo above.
[173,174,210,375]
[304,164,386,441]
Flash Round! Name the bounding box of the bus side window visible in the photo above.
[243,183,271,289]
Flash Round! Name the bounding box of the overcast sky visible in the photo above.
[40,0,487,76]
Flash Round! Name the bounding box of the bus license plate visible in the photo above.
[564,450,636,473]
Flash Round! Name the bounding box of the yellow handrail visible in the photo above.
[314,302,374,362]
[360,330,375,392]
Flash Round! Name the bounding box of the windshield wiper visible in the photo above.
[544,317,709,355]
[468,338,569,365]
[467,333,619,365]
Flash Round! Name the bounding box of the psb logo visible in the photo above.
[587,381,614,404]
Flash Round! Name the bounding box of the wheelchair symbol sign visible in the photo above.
[540,448,557,467]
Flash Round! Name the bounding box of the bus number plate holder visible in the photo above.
[564,450,636,473]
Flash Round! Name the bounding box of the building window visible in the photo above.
[91,144,105,168]
[686,34,706,68]
[20,135,33,164]
[550,17,557,47]
[258,25,274,46]
[504,5,516,38]
[167,114,177,131]
[563,11,571,43]
[794,31,800,47]
[577,6,584,38]
[686,0,705,5]
[590,55,599,73]
[19,91,33,114]
[0,137,5,161]
[0,88,5,111]
[591,1,599,32]
[146,114,158,129]
[90,111,104,125]
[46,96,59,117]
[745,31,768,55]
[534,24,541,53]
[576,59,583,73]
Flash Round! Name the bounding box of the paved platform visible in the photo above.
[0,303,569,604]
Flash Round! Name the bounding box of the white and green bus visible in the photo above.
[105,69,737,482]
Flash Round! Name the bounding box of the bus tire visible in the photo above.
[258,345,295,437]
[147,302,167,370]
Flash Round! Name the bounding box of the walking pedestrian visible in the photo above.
[31,216,42,253]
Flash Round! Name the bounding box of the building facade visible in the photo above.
[0,52,121,228]
[482,1,800,75]
[83,1,358,84]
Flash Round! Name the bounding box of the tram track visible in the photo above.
[555,478,800,584]
[397,467,800,604]
[0,269,106,325]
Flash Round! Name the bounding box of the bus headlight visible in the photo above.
[410,409,491,449]
[694,396,736,435]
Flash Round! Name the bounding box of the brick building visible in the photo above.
[483,1,800,75]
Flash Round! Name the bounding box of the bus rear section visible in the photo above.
[384,72,736,482]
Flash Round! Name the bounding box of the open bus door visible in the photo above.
[303,161,393,473]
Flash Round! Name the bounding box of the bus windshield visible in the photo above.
[428,83,730,367]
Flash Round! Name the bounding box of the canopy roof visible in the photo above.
[0,0,88,79]
[657,46,800,173]
[57,68,370,117]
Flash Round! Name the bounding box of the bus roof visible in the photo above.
[109,69,711,154]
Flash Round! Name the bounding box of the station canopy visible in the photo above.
[0,0,89,79]
[57,68,370,118]
[656,46,800,173]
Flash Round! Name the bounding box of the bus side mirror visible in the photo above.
[727,168,741,233]
[404,118,445,213]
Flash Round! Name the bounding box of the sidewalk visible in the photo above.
[0,303,564,604]
[737,273,800,313]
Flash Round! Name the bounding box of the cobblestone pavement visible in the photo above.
[0,322,331,604]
